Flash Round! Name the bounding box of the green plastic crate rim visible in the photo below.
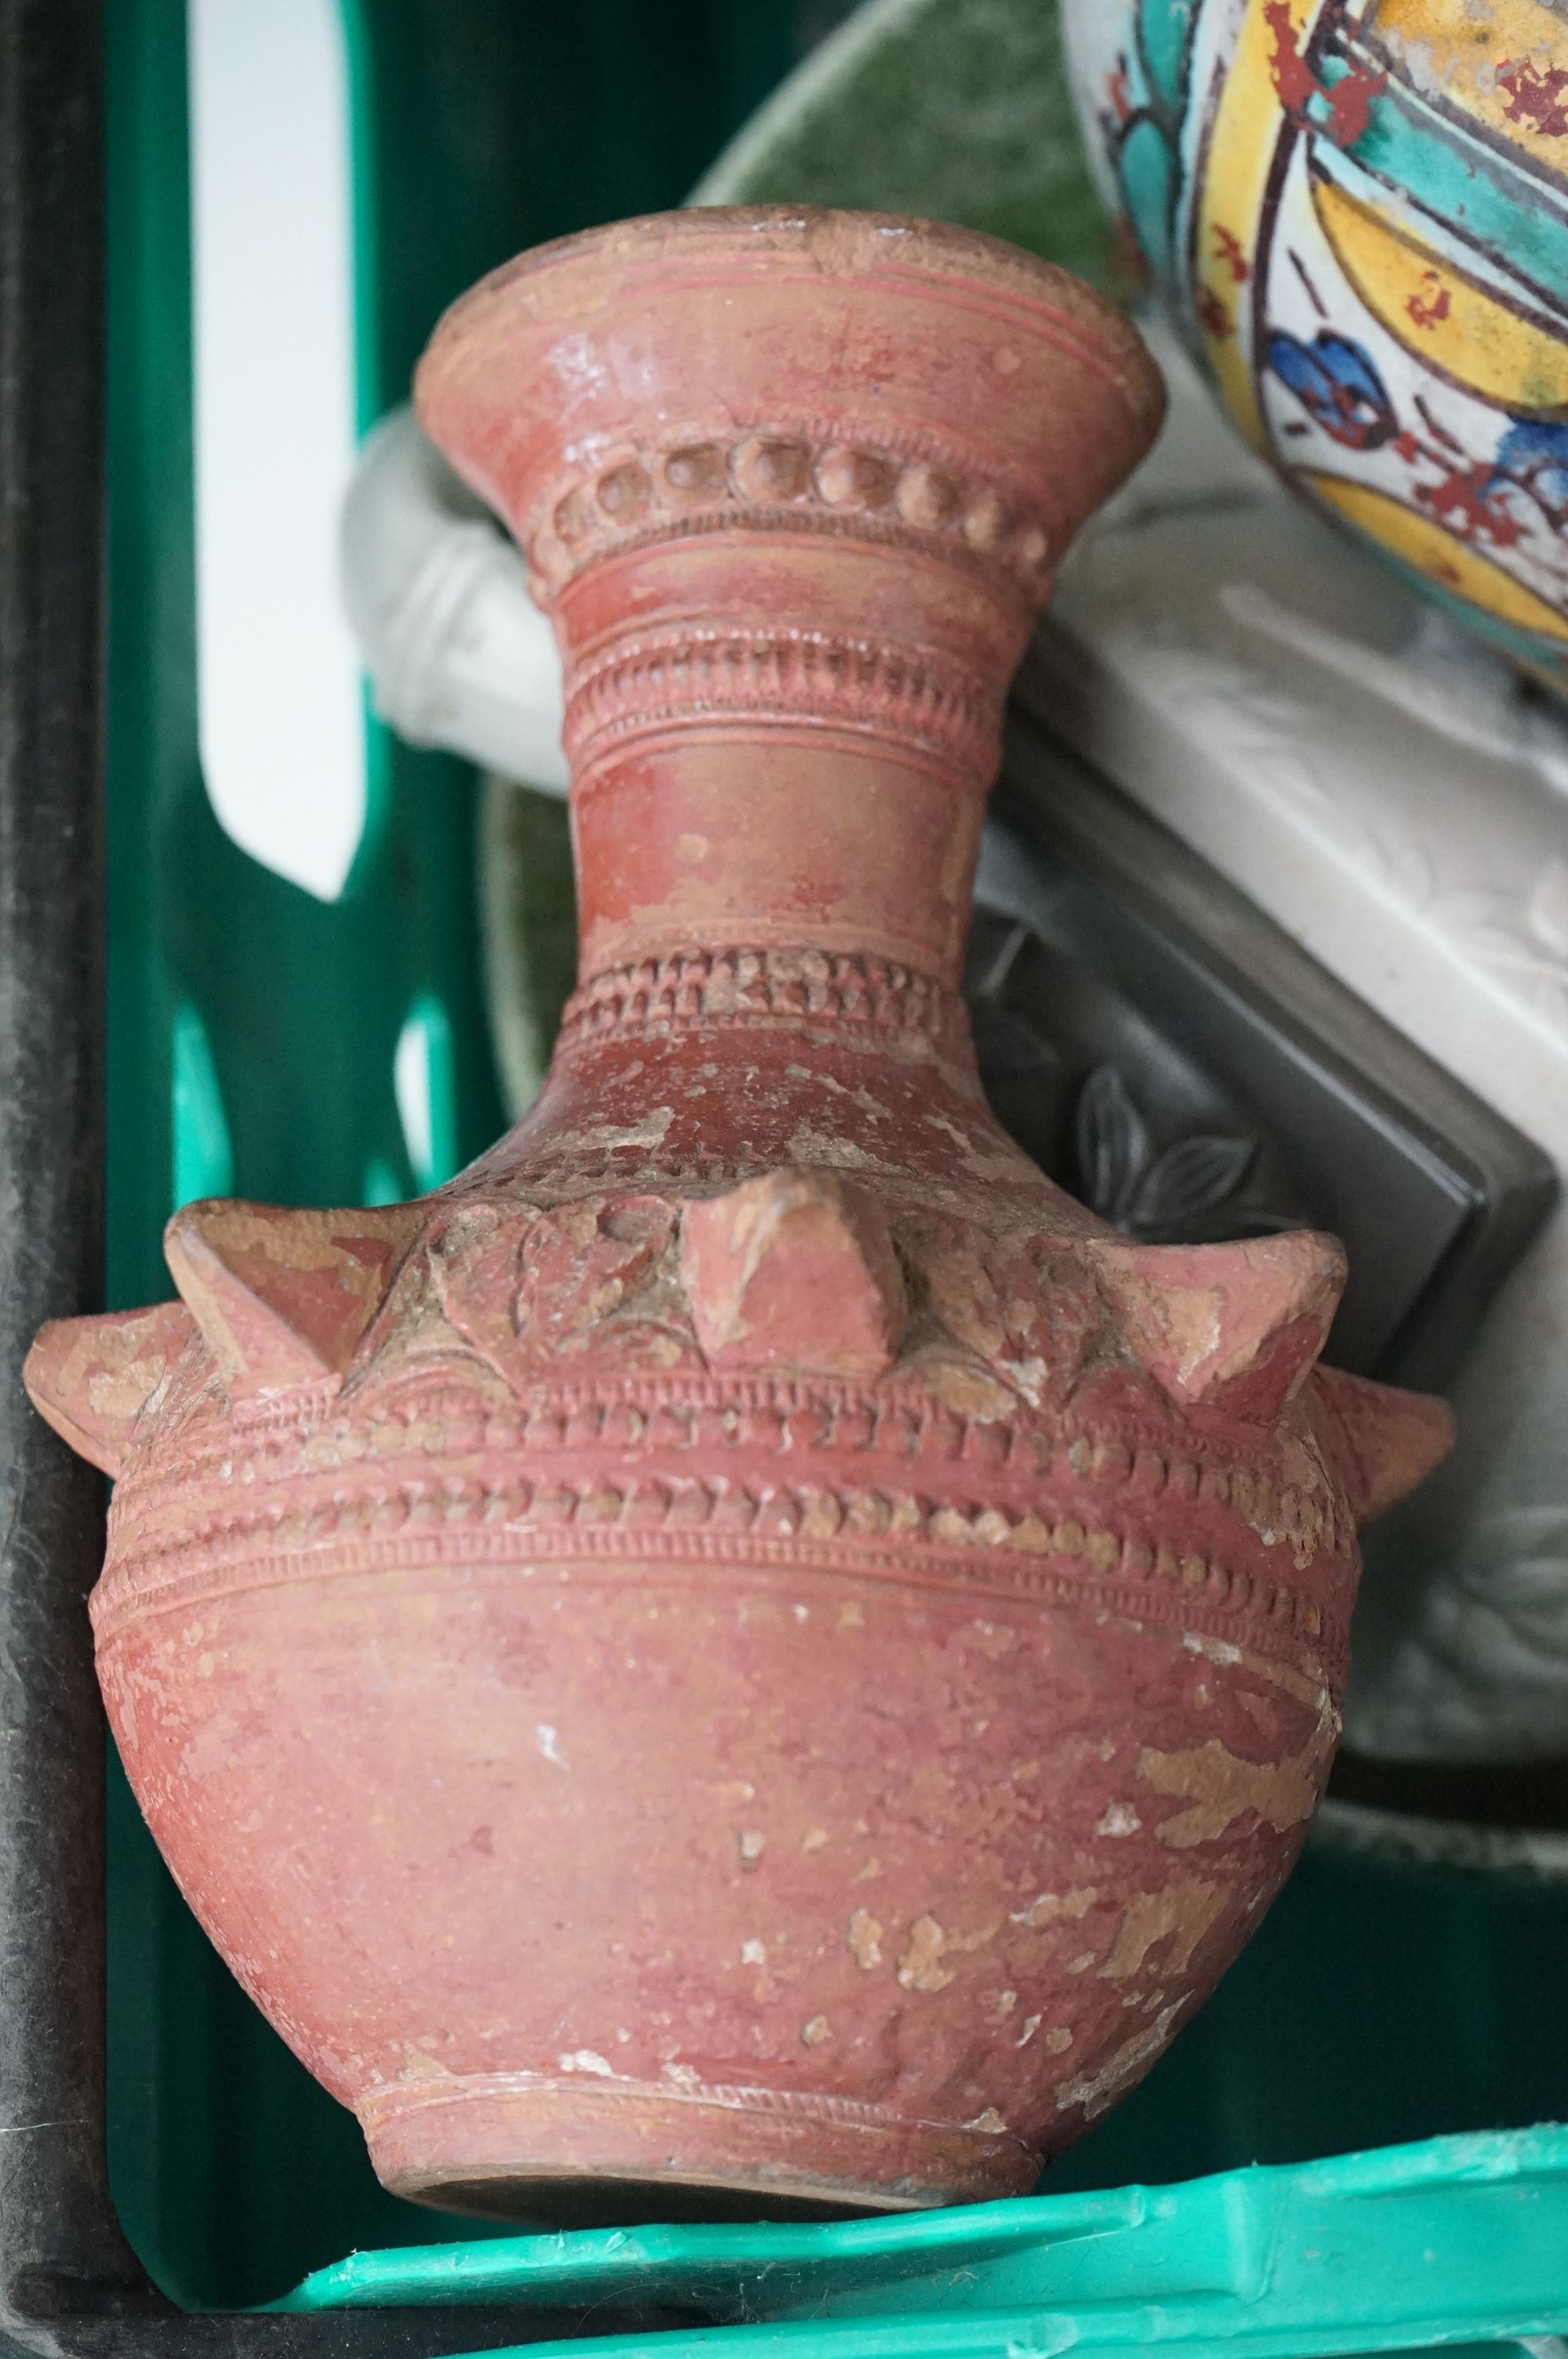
[270,2124,1568,2358]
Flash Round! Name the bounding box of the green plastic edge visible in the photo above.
[274,2125,1568,2354]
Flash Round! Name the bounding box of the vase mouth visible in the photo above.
[419,203,1162,412]
[412,205,1166,603]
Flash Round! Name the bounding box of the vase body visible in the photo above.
[1063,0,1568,683]
[28,209,1450,2225]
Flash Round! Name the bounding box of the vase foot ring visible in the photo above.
[358,2070,1036,2225]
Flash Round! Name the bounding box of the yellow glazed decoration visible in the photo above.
[1065,0,1568,675]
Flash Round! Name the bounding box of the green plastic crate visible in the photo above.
[103,0,1568,2334]
[274,2125,1568,2357]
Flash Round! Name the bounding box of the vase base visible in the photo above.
[358,2071,1036,2225]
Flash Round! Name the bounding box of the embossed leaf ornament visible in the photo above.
[1076,1063,1259,1239]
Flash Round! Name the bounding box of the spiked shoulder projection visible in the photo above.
[27,1178,1448,1540]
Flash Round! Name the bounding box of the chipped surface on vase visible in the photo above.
[25,208,1451,2223]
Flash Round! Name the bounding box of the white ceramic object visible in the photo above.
[1036,324,1568,1765]
[339,405,568,794]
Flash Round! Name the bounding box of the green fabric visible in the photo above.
[691,0,1113,287]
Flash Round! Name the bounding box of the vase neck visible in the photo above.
[554,529,1033,990]
[414,209,1167,990]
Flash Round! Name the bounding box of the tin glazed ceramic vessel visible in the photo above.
[1065,0,1568,681]
[28,209,1450,2225]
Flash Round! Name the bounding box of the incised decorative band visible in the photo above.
[527,425,1056,598]
[562,627,1003,783]
[556,946,973,1056]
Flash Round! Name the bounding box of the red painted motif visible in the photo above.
[1406,271,1451,331]
[26,209,1451,2226]
[1323,60,1387,146]
[1197,285,1235,339]
[1498,55,1568,137]
[1418,461,1526,549]
[1212,224,1250,285]
[1264,0,1385,147]
[1264,0,1319,112]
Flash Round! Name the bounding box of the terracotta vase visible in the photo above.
[27,208,1451,2226]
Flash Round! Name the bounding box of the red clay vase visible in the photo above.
[27,209,1451,2226]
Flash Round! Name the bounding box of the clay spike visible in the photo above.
[1312,1364,1454,1525]
[163,1199,426,1402]
[681,1167,906,1379]
[1086,1230,1348,1422]
[24,1302,199,1478]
